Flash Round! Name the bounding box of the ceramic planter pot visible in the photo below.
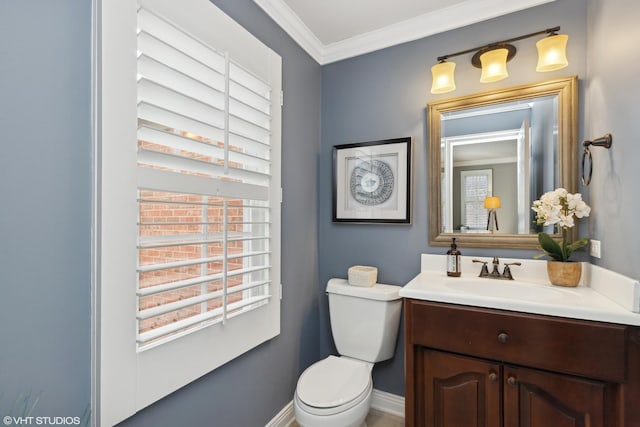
[546,260,582,287]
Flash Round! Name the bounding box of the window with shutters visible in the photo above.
[135,5,274,348]
[460,169,492,230]
[96,0,282,424]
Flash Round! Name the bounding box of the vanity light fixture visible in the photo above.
[430,61,456,94]
[478,47,511,83]
[536,33,569,71]
[430,26,568,94]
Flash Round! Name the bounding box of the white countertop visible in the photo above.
[399,254,640,326]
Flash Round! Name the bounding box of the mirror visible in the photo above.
[428,76,578,248]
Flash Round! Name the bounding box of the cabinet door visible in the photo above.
[421,349,501,427]
[503,365,606,427]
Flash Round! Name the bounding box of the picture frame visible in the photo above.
[332,137,412,223]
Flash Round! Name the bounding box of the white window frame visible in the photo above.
[460,169,493,230]
[442,129,519,232]
[92,1,282,425]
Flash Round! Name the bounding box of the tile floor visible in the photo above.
[291,408,405,427]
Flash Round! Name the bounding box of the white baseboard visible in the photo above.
[370,388,405,418]
[265,389,404,427]
[265,399,295,427]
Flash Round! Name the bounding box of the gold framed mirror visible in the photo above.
[428,76,578,248]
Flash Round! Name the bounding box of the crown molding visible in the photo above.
[253,0,324,63]
[254,0,556,65]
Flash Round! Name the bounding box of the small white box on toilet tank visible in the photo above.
[347,265,378,286]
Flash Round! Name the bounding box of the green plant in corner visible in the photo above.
[531,188,591,262]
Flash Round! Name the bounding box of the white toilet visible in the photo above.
[293,278,403,427]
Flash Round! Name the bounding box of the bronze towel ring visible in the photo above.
[581,133,612,186]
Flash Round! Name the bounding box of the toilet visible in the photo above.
[294,278,402,427]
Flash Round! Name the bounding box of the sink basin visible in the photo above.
[399,254,640,326]
[443,279,581,302]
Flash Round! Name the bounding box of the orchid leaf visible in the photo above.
[538,232,565,261]
[565,237,590,259]
[567,237,590,251]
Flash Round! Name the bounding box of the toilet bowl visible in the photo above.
[293,280,402,427]
[293,356,373,427]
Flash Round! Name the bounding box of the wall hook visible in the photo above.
[581,133,612,186]
[583,133,612,149]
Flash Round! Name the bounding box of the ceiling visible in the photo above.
[253,0,556,64]
[453,140,517,166]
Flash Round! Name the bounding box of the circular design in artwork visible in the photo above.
[350,160,395,206]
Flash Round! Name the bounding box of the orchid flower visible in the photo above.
[531,189,590,262]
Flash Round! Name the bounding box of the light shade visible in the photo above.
[536,34,569,72]
[484,196,501,209]
[430,61,456,94]
[479,48,509,83]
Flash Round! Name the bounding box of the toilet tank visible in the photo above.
[326,279,402,363]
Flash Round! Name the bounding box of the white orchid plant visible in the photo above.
[531,188,591,262]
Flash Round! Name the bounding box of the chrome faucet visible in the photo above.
[489,256,502,278]
[472,257,521,280]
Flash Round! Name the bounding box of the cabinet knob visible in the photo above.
[489,372,498,382]
[497,332,509,344]
[507,376,517,386]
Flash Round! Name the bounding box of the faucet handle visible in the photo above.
[472,259,490,277]
[502,262,522,280]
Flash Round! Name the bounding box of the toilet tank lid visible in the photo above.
[326,278,402,301]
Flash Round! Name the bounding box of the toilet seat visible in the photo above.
[296,356,372,416]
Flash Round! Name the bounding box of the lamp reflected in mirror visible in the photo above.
[484,196,501,232]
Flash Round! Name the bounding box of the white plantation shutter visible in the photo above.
[461,169,492,230]
[98,0,281,424]
[135,5,276,347]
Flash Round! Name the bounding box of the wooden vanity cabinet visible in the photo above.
[404,299,640,427]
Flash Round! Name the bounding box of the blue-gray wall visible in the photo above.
[2,0,639,424]
[585,0,640,281]
[319,0,588,396]
[1,0,321,426]
[0,0,92,419]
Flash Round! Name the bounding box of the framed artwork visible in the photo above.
[332,137,412,223]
